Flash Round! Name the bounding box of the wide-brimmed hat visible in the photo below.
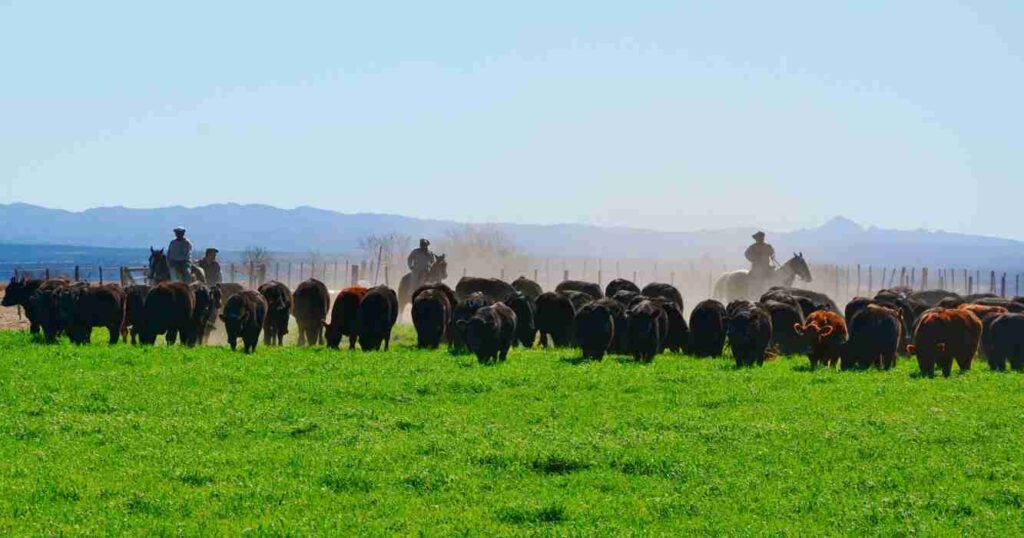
[752,231,766,240]
[173,227,186,234]
[205,247,219,254]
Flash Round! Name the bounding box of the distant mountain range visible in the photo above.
[1,203,1022,270]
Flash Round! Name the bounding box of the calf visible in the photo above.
[593,297,628,353]
[575,301,615,361]
[140,282,195,345]
[220,290,267,353]
[727,303,773,367]
[325,286,367,350]
[688,300,728,358]
[258,281,292,346]
[907,308,982,377]
[122,284,151,344]
[459,302,517,364]
[627,299,667,363]
[412,287,451,349]
[357,286,398,351]
[188,283,220,346]
[796,310,848,368]
[292,279,330,346]
[535,292,576,348]
[63,284,126,345]
[504,292,536,348]
[842,304,902,370]
[451,292,494,352]
[985,313,1024,371]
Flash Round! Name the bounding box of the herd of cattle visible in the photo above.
[4,274,1024,376]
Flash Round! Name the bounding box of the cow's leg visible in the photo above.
[108,325,119,344]
[166,330,177,345]
[296,324,306,346]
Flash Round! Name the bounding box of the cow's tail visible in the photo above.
[119,295,129,342]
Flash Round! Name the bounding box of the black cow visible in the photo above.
[122,284,151,345]
[763,299,806,355]
[140,282,195,345]
[357,286,399,351]
[844,297,874,322]
[535,291,576,347]
[30,285,71,342]
[258,281,292,346]
[325,287,367,350]
[556,280,603,299]
[610,289,640,308]
[726,303,773,367]
[627,299,666,362]
[592,297,628,353]
[3,277,69,335]
[60,284,126,345]
[504,292,536,348]
[970,297,1024,313]
[605,278,640,299]
[985,313,1024,371]
[689,300,728,358]
[459,302,517,364]
[641,283,684,312]
[911,289,961,307]
[766,287,838,317]
[575,301,615,361]
[650,298,688,353]
[220,290,267,353]
[511,276,543,301]
[292,279,330,346]
[560,290,594,312]
[455,277,514,303]
[842,304,902,370]
[412,287,451,349]
[451,292,494,352]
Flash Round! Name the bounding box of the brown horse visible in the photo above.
[149,248,205,285]
[397,254,448,321]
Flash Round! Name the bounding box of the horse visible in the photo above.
[397,254,448,321]
[713,253,812,302]
[148,247,205,285]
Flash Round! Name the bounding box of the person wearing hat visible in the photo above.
[407,238,437,283]
[197,247,222,285]
[745,231,777,281]
[167,227,194,283]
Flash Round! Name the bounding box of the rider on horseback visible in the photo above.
[407,238,436,284]
[168,227,194,284]
[745,231,778,281]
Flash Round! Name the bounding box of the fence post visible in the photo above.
[98,267,103,285]
[563,269,569,282]
[384,265,389,287]
[534,269,539,282]
[1017,274,1020,297]
[633,270,638,283]
[1001,273,1006,297]
[868,266,873,295]
[834,265,840,300]
[73,266,79,282]
[351,264,359,286]
[598,270,603,286]
[500,268,505,281]
[287,263,292,287]
[45,268,50,279]
[670,271,675,286]
[968,276,974,295]
[990,271,996,294]
[334,262,339,287]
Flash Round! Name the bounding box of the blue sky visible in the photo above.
[2,1,1022,236]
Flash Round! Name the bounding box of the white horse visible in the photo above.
[713,253,813,302]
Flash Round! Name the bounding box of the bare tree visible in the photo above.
[435,225,524,277]
[358,233,413,274]
[241,246,273,284]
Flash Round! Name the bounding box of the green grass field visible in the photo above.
[1,325,1023,535]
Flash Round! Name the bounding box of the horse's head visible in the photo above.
[432,254,448,280]
[148,248,169,283]
[788,252,812,282]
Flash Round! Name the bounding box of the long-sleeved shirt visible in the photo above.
[167,238,193,263]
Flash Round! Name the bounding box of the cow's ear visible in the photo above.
[820,325,834,337]
[906,344,916,354]
[792,323,804,335]
[936,342,946,353]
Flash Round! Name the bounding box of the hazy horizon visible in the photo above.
[3,2,1023,237]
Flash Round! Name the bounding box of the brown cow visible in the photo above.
[795,310,848,368]
[908,308,982,377]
